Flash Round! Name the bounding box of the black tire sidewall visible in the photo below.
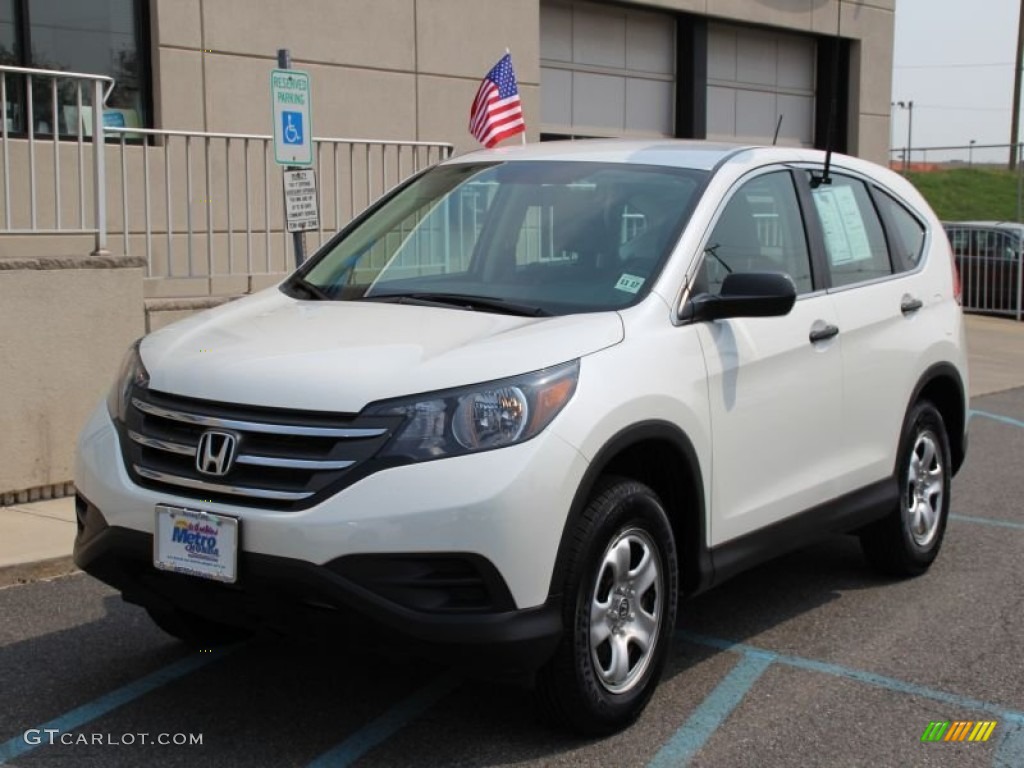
[566,479,678,727]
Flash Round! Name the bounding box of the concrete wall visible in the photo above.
[0,256,145,499]
[151,0,542,156]
[146,0,891,162]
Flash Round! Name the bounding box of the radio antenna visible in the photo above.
[812,0,842,187]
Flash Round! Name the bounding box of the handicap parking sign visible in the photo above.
[282,111,303,145]
[271,68,312,165]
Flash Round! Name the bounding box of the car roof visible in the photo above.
[439,139,934,222]
[444,139,783,172]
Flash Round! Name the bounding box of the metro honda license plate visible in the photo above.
[153,505,239,583]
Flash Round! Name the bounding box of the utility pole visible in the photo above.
[893,101,913,173]
[1010,0,1024,170]
[905,101,913,171]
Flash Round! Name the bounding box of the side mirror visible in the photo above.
[685,272,797,322]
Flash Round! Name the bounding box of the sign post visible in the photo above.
[272,49,315,266]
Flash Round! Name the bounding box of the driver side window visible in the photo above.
[701,171,813,296]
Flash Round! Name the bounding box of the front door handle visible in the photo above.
[809,323,840,343]
[901,296,924,315]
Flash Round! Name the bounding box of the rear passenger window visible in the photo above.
[874,191,926,272]
[810,175,891,288]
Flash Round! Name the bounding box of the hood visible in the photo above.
[141,290,624,412]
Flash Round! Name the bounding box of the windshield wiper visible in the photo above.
[288,277,332,301]
[366,292,549,317]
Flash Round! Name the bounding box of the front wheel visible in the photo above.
[860,400,952,576]
[536,477,678,735]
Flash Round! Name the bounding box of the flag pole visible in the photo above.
[507,47,527,145]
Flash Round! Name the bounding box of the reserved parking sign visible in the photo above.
[271,69,313,166]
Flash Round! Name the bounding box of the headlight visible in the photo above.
[106,340,150,422]
[367,360,579,461]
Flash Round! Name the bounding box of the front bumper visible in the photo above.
[74,400,589,671]
[76,401,588,609]
[74,497,563,672]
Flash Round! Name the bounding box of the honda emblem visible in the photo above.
[195,430,238,476]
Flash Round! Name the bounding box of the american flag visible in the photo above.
[469,53,525,148]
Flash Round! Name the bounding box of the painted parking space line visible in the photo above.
[677,632,1024,726]
[647,653,773,768]
[951,513,1024,531]
[0,647,236,765]
[994,722,1024,768]
[306,675,461,768]
[970,409,1024,430]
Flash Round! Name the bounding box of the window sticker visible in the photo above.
[813,185,872,265]
[615,273,645,294]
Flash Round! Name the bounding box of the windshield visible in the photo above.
[291,161,707,315]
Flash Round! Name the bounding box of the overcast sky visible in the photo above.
[891,0,1020,162]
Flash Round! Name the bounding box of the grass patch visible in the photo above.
[906,168,1024,222]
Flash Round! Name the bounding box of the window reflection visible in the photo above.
[2,0,147,137]
[1,0,18,132]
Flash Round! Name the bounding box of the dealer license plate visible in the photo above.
[153,505,239,583]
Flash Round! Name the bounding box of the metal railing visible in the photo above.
[943,224,1024,321]
[105,127,453,280]
[1,64,114,253]
[889,142,1024,171]
[2,63,454,279]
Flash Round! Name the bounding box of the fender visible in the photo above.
[546,420,713,600]
[905,362,968,475]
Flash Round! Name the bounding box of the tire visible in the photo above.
[860,400,952,577]
[145,605,252,647]
[536,477,678,736]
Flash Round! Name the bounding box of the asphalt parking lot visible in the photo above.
[1,388,1022,768]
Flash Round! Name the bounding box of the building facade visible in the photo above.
[3,0,893,156]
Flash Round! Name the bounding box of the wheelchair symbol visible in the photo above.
[282,111,303,145]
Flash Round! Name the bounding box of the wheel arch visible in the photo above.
[548,421,711,601]
[908,363,968,475]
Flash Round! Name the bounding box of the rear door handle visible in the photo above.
[901,296,923,315]
[809,323,840,343]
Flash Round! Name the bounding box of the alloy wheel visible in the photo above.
[905,429,945,548]
[588,527,664,694]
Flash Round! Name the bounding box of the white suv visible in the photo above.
[74,141,968,735]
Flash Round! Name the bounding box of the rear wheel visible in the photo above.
[860,400,952,576]
[145,605,252,647]
[537,477,678,735]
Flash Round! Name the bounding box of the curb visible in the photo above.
[0,556,78,589]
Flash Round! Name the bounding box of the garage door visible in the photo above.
[706,23,816,146]
[540,0,676,139]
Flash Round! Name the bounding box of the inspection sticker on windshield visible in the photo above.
[154,505,238,583]
[615,273,645,294]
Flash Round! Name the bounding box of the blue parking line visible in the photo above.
[0,648,235,764]
[647,653,772,768]
[951,513,1024,531]
[970,409,1024,430]
[677,632,1024,726]
[306,675,460,768]
[995,722,1024,768]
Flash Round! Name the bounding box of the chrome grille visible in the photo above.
[119,388,401,510]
